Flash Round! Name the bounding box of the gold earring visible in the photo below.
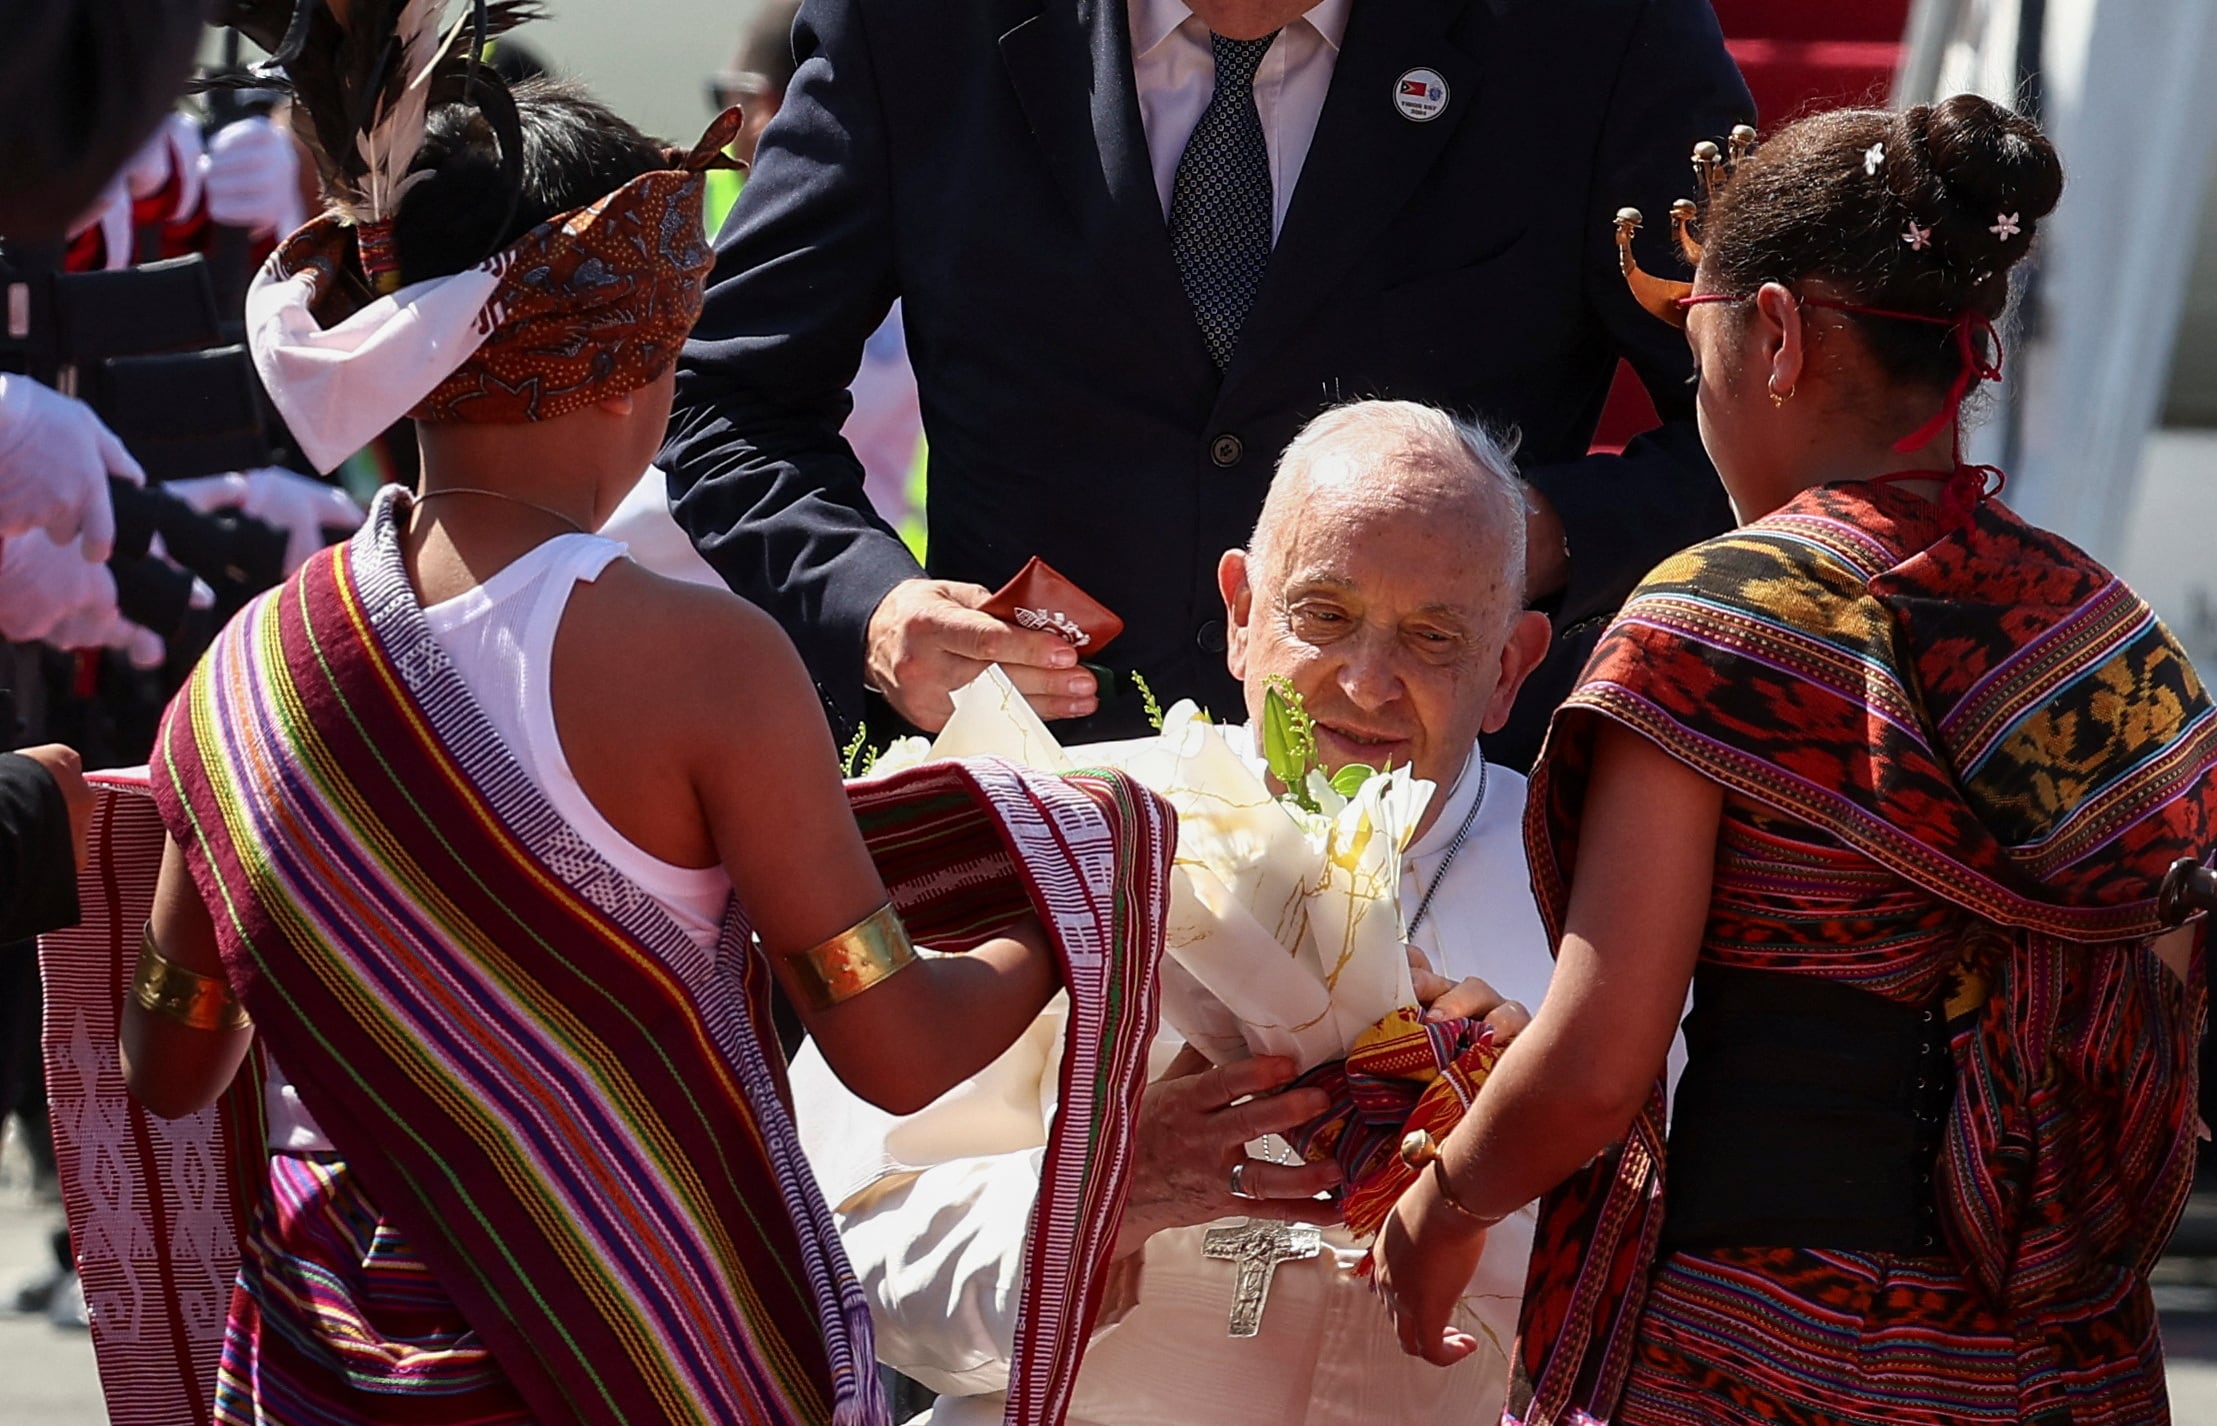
[1769,383,1794,407]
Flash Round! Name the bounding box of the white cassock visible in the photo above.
[791,738,1554,1426]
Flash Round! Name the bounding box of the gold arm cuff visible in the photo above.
[132,923,251,1032]
[774,903,918,1012]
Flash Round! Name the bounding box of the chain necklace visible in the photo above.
[410,486,588,535]
[1406,755,1489,938]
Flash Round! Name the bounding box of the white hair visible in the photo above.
[1248,400,1527,615]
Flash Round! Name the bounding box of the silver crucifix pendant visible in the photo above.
[1202,1219,1324,1337]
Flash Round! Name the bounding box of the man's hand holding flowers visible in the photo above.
[1109,949,1528,1264]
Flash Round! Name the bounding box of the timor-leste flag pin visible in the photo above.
[1394,68,1449,122]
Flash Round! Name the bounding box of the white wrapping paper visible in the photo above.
[918,667,1431,1070]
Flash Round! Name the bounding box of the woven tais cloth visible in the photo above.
[248,109,740,470]
[1287,1005,1501,1238]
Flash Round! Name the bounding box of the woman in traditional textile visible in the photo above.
[109,46,1170,1426]
[1369,94,2217,1424]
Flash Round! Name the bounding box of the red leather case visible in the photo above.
[979,555,1125,654]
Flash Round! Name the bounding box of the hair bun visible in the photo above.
[1899,95,2063,271]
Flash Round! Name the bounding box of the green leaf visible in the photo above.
[1329,763,1378,798]
[1261,677,1322,813]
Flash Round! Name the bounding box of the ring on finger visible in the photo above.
[1229,1161,1257,1200]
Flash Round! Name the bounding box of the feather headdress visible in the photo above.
[215,0,540,289]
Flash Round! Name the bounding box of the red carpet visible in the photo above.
[1588,0,1911,451]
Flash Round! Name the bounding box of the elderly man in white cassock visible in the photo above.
[790,399,1559,1425]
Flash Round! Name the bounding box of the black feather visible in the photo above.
[211,0,548,219]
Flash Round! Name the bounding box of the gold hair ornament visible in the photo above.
[132,923,252,1032]
[1615,207,1696,330]
[1615,126,1763,329]
[774,903,919,1012]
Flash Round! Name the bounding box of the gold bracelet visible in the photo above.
[1399,1129,1507,1231]
[132,923,251,1032]
[773,903,918,1011]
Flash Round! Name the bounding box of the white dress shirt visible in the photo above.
[1128,0,1353,239]
[791,739,1554,1426]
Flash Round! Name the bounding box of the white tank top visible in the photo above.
[264,532,733,1151]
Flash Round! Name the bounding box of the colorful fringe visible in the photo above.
[1286,1004,1501,1237]
[215,1153,533,1425]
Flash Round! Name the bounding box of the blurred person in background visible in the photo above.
[0,0,200,1329]
[604,0,926,570]
[0,744,90,944]
[0,0,208,243]
[1,5,365,1329]
[714,0,926,549]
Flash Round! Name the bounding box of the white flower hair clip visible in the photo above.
[1903,220,1932,251]
[1990,211,2022,240]
[1863,142,1886,176]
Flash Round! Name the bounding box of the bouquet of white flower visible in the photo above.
[870,666,1433,1071]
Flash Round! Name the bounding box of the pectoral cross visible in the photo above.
[1202,1219,1323,1337]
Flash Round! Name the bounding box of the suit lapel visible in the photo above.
[1000,0,1216,378]
[1223,0,1483,391]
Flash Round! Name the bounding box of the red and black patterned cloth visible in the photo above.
[1512,479,2217,1426]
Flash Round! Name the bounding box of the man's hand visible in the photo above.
[1407,947,1533,1041]
[16,744,93,870]
[1112,1048,1342,1260]
[865,578,1099,731]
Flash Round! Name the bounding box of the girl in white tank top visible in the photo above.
[264,531,732,1152]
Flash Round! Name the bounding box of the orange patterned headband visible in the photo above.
[260,107,742,441]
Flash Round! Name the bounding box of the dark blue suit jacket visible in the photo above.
[663,0,1752,768]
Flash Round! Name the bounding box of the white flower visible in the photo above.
[1990,211,2022,240]
[924,666,1437,1070]
[1863,142,1885,175]
[1903,220,1932,251]
[862,735,934,776]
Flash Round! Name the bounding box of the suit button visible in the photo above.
[1209,434,1244,468]
[1196,620,1227,653]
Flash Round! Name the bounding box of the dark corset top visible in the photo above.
[1661,963,1953,1256]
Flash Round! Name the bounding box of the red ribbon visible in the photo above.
[1679,292,2004,453]
[1866,462,2006,533]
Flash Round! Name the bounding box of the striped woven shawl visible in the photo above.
[129,491,1171,1426]
[1512,482,2217,1425]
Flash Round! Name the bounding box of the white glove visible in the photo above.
[166,468,365,573]
[66,178,133,271]
[203,117,305,239]
[0,375,145,563]
[44,600,167,670]
[123,111,207,224]
[0,530,120,644]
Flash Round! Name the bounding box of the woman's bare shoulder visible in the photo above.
[560,558,826,742]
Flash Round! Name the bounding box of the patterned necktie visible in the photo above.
[1169,31,1280,370]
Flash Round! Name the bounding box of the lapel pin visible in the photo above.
[1393,68,1449,123]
